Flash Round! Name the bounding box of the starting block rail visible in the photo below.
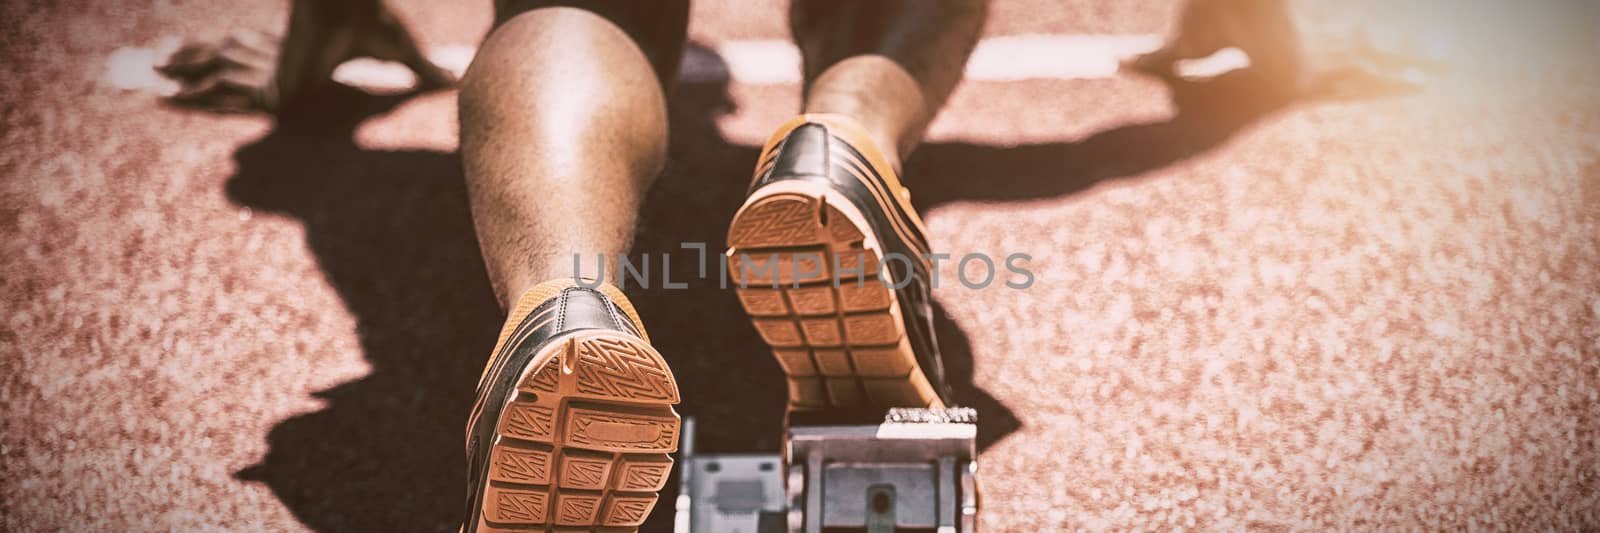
[677,408,980,533]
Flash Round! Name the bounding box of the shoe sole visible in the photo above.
[475,331,680,532]
[727,179,944,411]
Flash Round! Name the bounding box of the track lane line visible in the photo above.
[103,34,1253,94]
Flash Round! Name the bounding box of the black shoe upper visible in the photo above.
[462,285,642,531]
[750,122,953,406]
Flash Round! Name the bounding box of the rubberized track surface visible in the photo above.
[3,0,1599,530]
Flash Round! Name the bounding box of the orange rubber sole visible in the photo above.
[726,181,943,411]
[476,332,680,532]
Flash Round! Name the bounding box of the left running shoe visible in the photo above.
[463,279,680,532]
[725,114,951,412]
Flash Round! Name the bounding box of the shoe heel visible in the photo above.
[727,184,940,410]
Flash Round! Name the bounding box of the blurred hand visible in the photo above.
[1123,0,1440,100]
[155,3,455,114]
[1121,0,1301,90]
[157,30,281,113]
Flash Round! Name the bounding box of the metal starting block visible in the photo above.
[677,408,980,533]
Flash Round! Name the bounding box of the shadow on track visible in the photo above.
[219,43,1308,532]
[910,69,1297,208]
[223,85,496,532]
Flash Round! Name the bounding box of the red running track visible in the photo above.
[2,0,1598,530]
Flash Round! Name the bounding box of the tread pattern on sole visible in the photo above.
[727,192,941,410]
[479,334,680,531]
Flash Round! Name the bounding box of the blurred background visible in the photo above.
[2,0,1597,530]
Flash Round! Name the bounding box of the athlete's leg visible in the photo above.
[790,0,988,171]
[458,3,688,530]
[460,0,688,307]
[727,2,986,410]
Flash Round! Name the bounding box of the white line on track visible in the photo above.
[104,34,1250,95]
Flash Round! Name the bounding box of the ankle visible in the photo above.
[792,112,907,177]
[802,62,925,172]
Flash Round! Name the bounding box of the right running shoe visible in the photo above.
[726,114,951,412]
[463,279,680,532]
